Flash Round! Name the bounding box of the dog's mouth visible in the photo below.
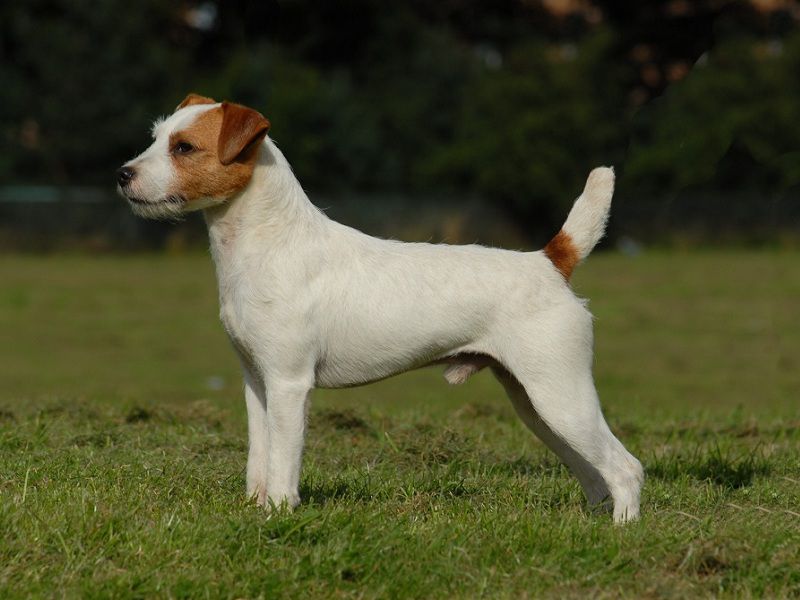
[122,193,186,207]
[121,191,188,221]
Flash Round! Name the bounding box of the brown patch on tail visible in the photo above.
[544,230,579,280]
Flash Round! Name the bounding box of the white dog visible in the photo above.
[118,94,644,522]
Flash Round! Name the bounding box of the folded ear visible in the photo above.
[218,102,271,165]
[176,93,217,111]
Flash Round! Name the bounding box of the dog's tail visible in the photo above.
[543,167,614,280]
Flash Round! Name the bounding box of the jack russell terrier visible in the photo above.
[118,93,643,522]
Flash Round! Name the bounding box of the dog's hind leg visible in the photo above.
[496,305,644,523]
[492,366,611,510]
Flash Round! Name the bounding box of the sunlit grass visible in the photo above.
[0,250,798,597]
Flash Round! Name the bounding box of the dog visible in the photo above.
[117,93,644,522]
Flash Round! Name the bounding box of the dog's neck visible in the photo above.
[204,138,325,273]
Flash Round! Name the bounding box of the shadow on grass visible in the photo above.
[300,474,377,505]
[648,445,770,489]
[492,456,570,478]
[123,402,227,430]
[313,408,373,434]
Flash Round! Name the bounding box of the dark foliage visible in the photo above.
[1,1,798,239]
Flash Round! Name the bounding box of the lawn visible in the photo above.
[1,250,798,598]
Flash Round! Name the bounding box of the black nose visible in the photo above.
[116,166,136,186]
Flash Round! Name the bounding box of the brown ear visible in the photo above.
[218,102,271,165]
[176,93,217,111]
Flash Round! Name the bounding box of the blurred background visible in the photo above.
[0,0,798,416]
[2,0,799,251]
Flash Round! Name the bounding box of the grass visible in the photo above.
[0,250,798,598]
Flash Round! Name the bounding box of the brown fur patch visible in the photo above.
[544,229,579,280]
[176,93,217,111]
[218,103,271,165]
[168,104,269,203]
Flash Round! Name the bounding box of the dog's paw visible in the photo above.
[256,491,301,514]
[247,483,269,507]
[613,503,640,524]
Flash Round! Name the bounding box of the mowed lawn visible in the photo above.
[0,250,798,598]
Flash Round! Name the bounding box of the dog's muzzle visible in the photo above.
[116,166,136,188]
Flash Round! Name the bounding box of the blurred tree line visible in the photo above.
[1,0,798,241]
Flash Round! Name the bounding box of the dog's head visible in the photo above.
[117,93,270,219]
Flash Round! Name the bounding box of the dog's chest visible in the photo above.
[219,290,246,344]
[214,260,274,364]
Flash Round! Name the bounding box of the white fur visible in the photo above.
[562,167,615,260]
[119,104,227,219]
[121,108,644,522]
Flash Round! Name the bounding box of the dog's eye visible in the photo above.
[173,142,194,155]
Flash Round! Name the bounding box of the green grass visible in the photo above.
[1,250,798,598]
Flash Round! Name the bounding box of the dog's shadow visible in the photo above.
[304,408,593,506]
[647,447,770,490]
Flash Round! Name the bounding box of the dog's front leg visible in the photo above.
[242,367,269,506]
[263,377,311,510]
